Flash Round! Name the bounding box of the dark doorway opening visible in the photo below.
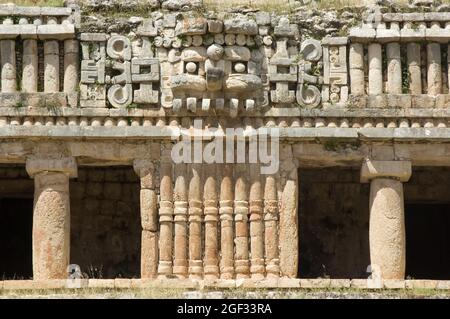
[298,167,370,279]
[405,203,450,280]
[70,166,141,279]
[0,197,33,279]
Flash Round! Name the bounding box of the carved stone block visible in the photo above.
[80,29,159,108]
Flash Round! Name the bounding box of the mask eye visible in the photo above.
[233,62,247,73]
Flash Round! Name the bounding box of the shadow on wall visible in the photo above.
[70,166,141,279]
[404,167,450,280]
[0,165,34,280]
[298,166,450,280]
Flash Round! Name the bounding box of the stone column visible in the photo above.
[448,44,450,96]
[64,39,79,106]
[1,35,16,92]
[44,40,60,93]
[22,38,38,92]
[158,148,174,277]
[173,163,188,278]
[361,159,412,279]
[386,43,402,94]
[249,164,265,279]
[407,43,422,94]
[219,164,234,279]
[279,165,298,278]
[188,163,203,279]
[264,174,280,278]
[349,43,365,95]
[133,159,158,279]
[234,164,250,279]
[427,43,442,96]
[26,157,77,280]
[368,43,383,95]
[203,164,219,279]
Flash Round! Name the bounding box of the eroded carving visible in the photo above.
[297,39,323,108]
[80,31,160,108]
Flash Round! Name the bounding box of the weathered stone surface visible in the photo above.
[368,178,407,280]
[114,278,132,288]
[349,43,364,96]
[386,43,402,94]
[141,230,158,279]
[407,43,422,95]
[175,17,207,36]
[350,279,368,289]
[3,280,67,290]
[300,279,331,288]
[88,279,115,289]
[224,17,258,35]
[31,171,71,280]
[279,174,298,278]
[406,280,438,289]
[437,281,450,290]
[208,20,223,34]
[384,279,406,289]
[37,24,75,40]
[427,43,442,96]
[330,279,351,288]
[26,157,77,178]
[361,160,412,183]
[412,94,436,108]
[161,0,202,11]
[368,43,383,95]
[1,39,16,93]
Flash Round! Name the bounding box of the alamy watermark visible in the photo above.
[170,120,280,175]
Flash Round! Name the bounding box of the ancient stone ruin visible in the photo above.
[0,0,449,290]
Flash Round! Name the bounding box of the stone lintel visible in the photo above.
[322,36,348,46]
[37,24,75,40]
[360,159,411,183]
[26,157,78,178]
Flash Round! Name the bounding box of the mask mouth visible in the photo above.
[206,67,224,91]
[224,74,262,92]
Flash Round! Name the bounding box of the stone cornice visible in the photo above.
[1,125,450,143]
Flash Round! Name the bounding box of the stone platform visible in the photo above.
[1,279,449,291]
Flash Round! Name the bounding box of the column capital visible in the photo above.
[133,159,155,190]
[361,159,411,183]
[133,159,154,176]
[26,156,78,178]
